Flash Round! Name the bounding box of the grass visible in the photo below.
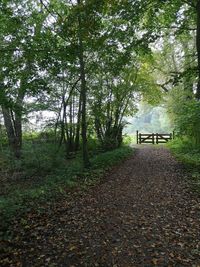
[168,138,200,167]
[0,144,133,236]
[167,137,200,193]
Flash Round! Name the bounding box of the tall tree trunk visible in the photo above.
[77,0,90,167]
[196,0,200,99]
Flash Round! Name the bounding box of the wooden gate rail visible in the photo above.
[136,131,174,144]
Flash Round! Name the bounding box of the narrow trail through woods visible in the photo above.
[2,146,200,267]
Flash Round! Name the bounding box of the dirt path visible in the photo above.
[1,146,200,267]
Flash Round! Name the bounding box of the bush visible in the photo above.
[123,134,136,145]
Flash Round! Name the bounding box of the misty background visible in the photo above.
[124,102,172,135]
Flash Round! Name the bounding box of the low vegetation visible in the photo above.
[0,137,133,236]
[168,138,200,193]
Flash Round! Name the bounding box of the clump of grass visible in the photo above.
[91,145,133,169]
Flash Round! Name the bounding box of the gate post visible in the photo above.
[173,131,175,139]
[152,133,155,144]
[136,131,139,144]
[156,133,158,144]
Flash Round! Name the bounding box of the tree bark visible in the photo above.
[196,0,200,99]
[77,0,90,167]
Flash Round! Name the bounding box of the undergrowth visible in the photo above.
[0,145,133,237]
[168,137,200,193]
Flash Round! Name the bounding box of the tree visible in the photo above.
[196,0,200,98]
[0,0,57,157]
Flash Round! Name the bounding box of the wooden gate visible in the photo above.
[136,131,174,144]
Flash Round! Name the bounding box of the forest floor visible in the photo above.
[1,146,200,267]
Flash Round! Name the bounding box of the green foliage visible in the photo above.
[135,56,163,105]
[168,138,200,161]
[167,88,200,146]
[0,141,65,175]
[168,138,200,193]
[90,145,133,170]
[123,134,136,145]
[175,100,200,145]
[86,138,100,155]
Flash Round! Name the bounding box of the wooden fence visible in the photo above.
[136,131,174,144]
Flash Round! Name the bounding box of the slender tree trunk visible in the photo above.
[15,91,24,149]
[2,107,22,158]
[95,117,103,144]
[58,95,66,148]
[1,85,25,159]
[75,93,82,151]
[196,0,200,99]
[63,102,70,157]
[77,0,90,167]
[69,99,73,152]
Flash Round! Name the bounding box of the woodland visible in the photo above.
[1,0,200,265]
[0,0,199,163]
